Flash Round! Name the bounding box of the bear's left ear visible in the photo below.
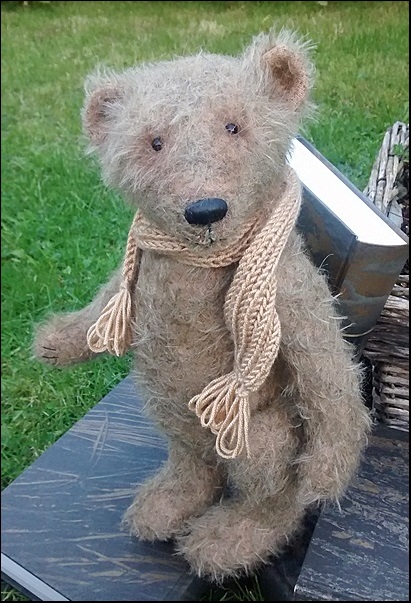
[243,30,314,111]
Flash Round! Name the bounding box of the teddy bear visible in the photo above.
[33,29,371,582]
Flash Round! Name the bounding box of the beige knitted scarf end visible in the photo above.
[86,170,302,459]
[87,220,142,357]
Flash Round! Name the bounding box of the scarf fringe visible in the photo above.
[87,284,133,357]
[188,373,251,459]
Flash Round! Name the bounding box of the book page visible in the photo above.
[288,140,406,247]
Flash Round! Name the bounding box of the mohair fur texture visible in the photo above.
[33,29,372,582]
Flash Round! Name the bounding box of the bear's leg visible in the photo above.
[176,488,304,583]
[123,442,225,541]
[33,269,122,366]
[176,404,304,581]
[276,233,371,504]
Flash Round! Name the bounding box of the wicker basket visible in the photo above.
[363,122,409,431]
[364,275,409,429]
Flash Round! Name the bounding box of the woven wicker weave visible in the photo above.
[363,123,409,430]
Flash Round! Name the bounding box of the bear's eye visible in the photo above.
[151,137,163,151]
[225,123,239,135]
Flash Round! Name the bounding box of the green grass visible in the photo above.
[1,1,409,601]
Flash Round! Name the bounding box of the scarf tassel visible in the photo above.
[87,283,133,357]
[188,373,251,459]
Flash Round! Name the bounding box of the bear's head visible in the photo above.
[83,29,314,249]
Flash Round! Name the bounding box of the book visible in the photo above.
[288,137,409,353]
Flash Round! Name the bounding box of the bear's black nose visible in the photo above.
[184,198,228,226]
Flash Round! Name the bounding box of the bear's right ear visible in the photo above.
[243,29,314,112]
[82,78,123,146]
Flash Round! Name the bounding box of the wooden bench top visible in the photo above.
[2,377,408,601]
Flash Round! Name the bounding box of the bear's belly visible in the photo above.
[131,252,237,438]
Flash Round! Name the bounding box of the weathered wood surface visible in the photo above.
[294,426,409,601]
[2,377,408,601]
[1,377,208,601]
[1,375,320,602]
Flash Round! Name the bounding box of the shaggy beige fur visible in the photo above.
[33,29,371,582]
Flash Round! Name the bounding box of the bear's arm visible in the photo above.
[33,268,123,367]
[276,232,371,504]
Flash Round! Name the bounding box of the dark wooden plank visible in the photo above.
[294,425,409,602]
[1,377,209,602]
[4,374,403,602]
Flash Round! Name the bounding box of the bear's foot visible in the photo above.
[123,460,225,541]
[176,498,303,583]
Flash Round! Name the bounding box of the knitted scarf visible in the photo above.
[87,169,302,459]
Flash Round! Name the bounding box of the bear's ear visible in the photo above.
[82,76,123,146]
[243,30,314,110]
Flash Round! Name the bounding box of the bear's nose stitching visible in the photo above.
[184,198,228,226]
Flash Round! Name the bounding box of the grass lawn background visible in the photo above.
[1,1,409,600]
